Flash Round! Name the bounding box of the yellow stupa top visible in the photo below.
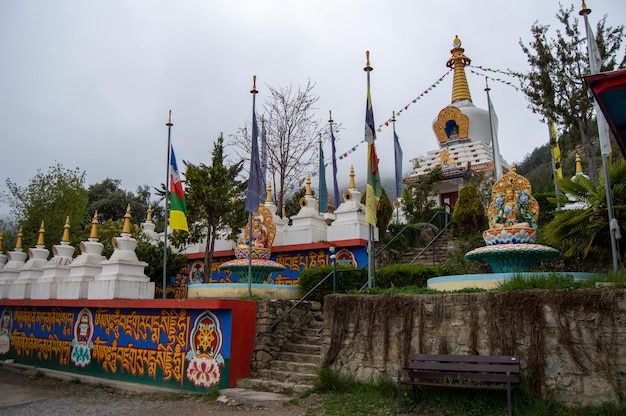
[305,173,312,196]
[266,183,272,203]
[446,35,472,103]
[16,226,23,249]
[349,165,356,189]
[36,221,45,246]
[575,153,583,174]
[0,231,3,252]
[90,211,99,239]
[146,205,153,222]
[122,204,132,234]
[61,216,70,243]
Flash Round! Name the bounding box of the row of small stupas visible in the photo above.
[0,165,377,299]
[0,205,154,300]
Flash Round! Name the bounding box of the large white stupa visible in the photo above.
[403,35,510,207]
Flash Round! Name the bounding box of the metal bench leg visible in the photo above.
[506,371,512,416]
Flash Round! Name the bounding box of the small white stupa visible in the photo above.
[0,232,7,269]
[283,174,328,245]
[8,222,49,299]
[87,205,154,299]
[140,205,160,243]
[563,153,591,211]
[57,211,105,299]
[0,229,26,299]
[32,216,75,299]
[327,166,374,241]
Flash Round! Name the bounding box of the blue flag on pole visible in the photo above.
[319,140,328,213]
[261,118,268,199]
[331,127,340,207]
[393,131,403,200]
[245,108,263,213]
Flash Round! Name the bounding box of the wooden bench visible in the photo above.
[397,354,520,416]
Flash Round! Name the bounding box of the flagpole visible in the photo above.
[548,119,561,211]
[364,52,374,289]
[580,2,619,272]
[485,79,502,179]
[162,110,173,299]
[329,111,340,210]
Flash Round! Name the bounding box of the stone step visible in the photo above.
[257,368,318,384]
[277,351,322,365]
[290,334,323,345]
[236,377,313,395]
[281,342,321,355]
[269,359,320,374]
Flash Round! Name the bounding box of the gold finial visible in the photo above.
[328,110,333,124]
[266,183,272,203]
[61,216,70,243]
[446,35,472,103]
[575,153,583,173]
[16,226,23,249]
[146,205,153,222]
[349,165,356,189]
[579,1,591,15]
[37,221,45,246]
[166,110,173,127]
[90,211,99,239]
[364,51,373,72]
[318,132,322,145]
[122,204,132,234]
[391,111,396,122]
[305,173,312,196]
[251,75,258,94]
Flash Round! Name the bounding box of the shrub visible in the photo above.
[298,265,366,302]
[451,184,487,237]
[376,264,442,288]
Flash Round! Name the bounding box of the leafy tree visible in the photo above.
[88,179,162,228]
[182,133,247,280]
[542,158,625,267]
[515,4,625,182]
[229,79,322,211]
[401,165,443,224]
[4,163,88,250]
[452,184,487,236]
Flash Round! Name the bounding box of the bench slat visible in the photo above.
[408,354,519,365]
[409,362,519,374]
[406,370,520,384]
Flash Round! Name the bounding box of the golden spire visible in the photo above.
[305,173,312,196]
[349,165,356,189]
[90,211,99,239]
[122,204,132,234]
[146,205,153,222]
[511,163,517,172]
[579,1,591,16]
[364,50,373,72]
[575,153,583,174]
[266,183,272,203]
[16,226,23,249]
[61,216,70,243]
[0,231,3,252]
[446,35,472,103]
[37,221,45,246]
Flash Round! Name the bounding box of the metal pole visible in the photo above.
[601,154,619,272]
[330,246,337,293]
[548,121,561,211]
[162,110,173,299]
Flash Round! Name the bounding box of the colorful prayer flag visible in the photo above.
[365,73,382,227]
[169,146,189,232]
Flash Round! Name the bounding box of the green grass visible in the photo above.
[309,367,625,416]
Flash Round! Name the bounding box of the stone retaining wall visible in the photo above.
[320,290,626,408]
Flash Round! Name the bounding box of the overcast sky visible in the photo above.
[1,0,624,219]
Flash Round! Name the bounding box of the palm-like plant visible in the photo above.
[542,158,625,265]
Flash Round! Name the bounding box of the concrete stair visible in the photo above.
[397,229,457,266]
[237,305,323,395]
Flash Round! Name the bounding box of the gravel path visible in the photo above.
[0,364,321,416]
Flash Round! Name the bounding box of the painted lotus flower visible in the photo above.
[186,356,222,387]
